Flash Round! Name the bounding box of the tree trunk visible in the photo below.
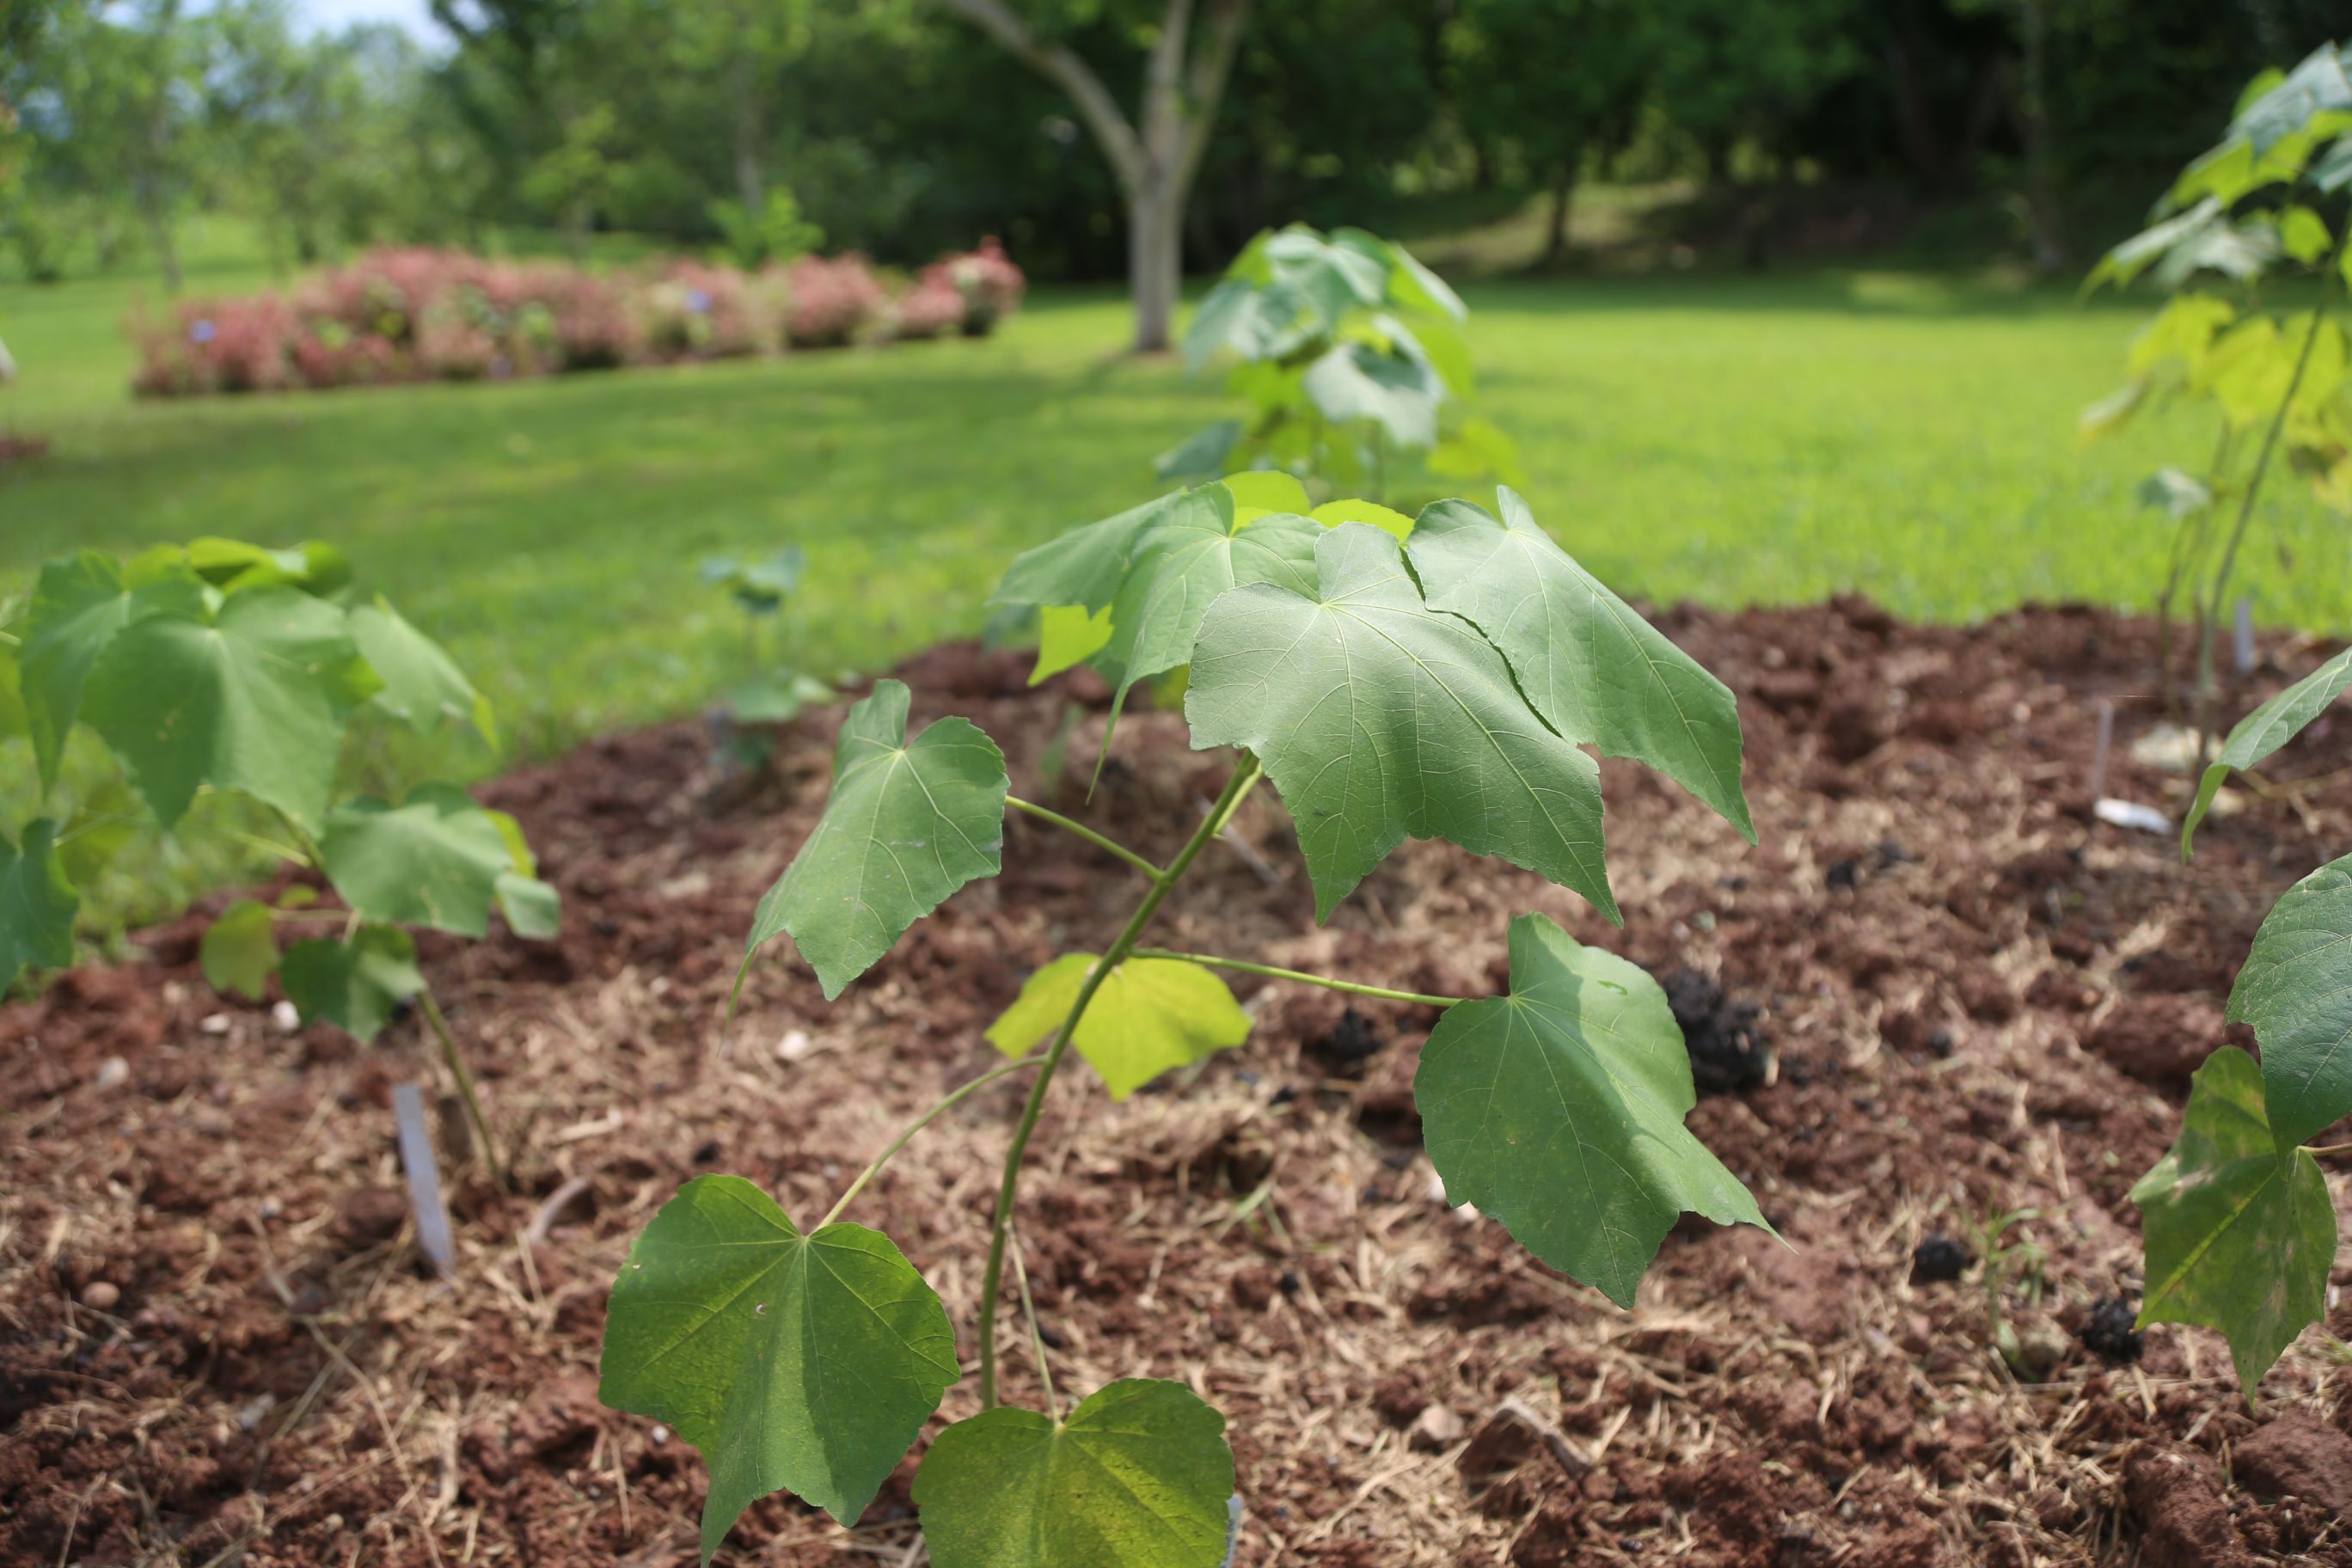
[1542,162,1577,268]
[2015,0,2067,273]
[1130,168,1182,352]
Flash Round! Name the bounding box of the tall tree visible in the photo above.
[929,0,1253,352]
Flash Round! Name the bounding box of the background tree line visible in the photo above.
[2,0,2341,315]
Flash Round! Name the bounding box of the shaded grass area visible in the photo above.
[3,249,2346,940]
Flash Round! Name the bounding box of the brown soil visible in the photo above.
[5,598,2350,1567]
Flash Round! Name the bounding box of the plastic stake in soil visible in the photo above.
[392,1082,456,1278]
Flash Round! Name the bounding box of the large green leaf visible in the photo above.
[279,923,424,1041]
[1095,487,1320,739]
[80,585,374,832]
[985,952,1252,1099]
[2226,854,2352,1153]
[1264,224,1387,336]
[2233,43,2352,155]
[912,1379,1234,1568]
[599,1176,957,1561]
[350,597,497,748]
[1411,489,1755,841]
[993,492,1185,618]
[2183,647,2352,853]
[0,818,77,989]
[1415,915,1769,1307]
[1301,341,1442,450]
[17,552,204,795]
[1186,523,1615,923]
[741,680,1008,1000]
[1154,420,1245,484]
[322,784,516,939]
[2132,1046,2335,1397]
[199,898,279,1001]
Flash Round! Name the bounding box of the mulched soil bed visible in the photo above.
[7,597,2352,1568]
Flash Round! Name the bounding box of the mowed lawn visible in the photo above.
[5,244,2345,781]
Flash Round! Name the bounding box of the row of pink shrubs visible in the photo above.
[130,240,1026,397]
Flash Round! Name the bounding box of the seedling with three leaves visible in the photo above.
[1158,224,1523,502]
[0,539,557,1177]
[700,545,837,756]
[598,475,1771,1565]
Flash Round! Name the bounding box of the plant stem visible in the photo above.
[1008,1228,1059,1422]
[976,754,1261,1408]
[2193,226,2349,767]
[1004,795,1165,879]
[418,984,507,1191]
[818,1051,1045,1228]
[1130,948,1463,1009]
[2306,1142,2352,1159]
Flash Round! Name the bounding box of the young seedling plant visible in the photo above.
[1158,224,1524,504]
[2079,43,2352,728]
[700,543,838,738]
[0,538,558,1179]
[2136,640,2352,1399]
[597,472,1772,1565]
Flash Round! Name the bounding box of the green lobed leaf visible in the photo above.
[81,585,376,832]
[0,818,78,990]
[187,537,352,597]
[200,898,279,1001]
[994,492,1186,618]
[599,1176,958,1562]
[1309,498,1415,541]
[495,873,563,940]
[2226,853,2352,1153]
[1411,488,1755,842]
[2131,1046,2335,1398]
[2182,646,2352,853]
[2232,43,2352,156]
[1155,420,1245,483]
[741,680,1008,1000]
[985,952,1252,1099]
[17,551,205,796]
[350,597,498,748]
[1415,914,1771,1307]
[1302,340,1442,450]
[1187,524,1616,922]
[322,783,517,939]
[280,923,424,1041]
[912,1379,1235,1568]
[1093,487,1320,755]
[2086,198,2226,292]
[1031,605,1114,685]
[1217,470,1312,518]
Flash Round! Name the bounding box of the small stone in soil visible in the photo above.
[2078,1295,2143,1363]
[1910,1234,1971,1283]
[1306,1005,1383,1069]
[1825,857,1860,891]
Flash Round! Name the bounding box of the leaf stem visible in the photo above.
[418,983,507,1191]
[2306,1143,2352,1159]
[2193,223,2350,769]
[818,1051,1045,1228]
[1008,1227,1059,1422]
[1130,948,1463,1009]
[976,753,1261,1408]
[1004,795,1165,879]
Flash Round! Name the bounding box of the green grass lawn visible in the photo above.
[5,238,2345,780]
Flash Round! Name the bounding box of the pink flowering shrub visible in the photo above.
[893,276,967,340]
[785,254,889,349]
[127,240,1020,395]
[927,236,1026,335]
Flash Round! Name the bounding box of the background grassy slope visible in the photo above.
[4,248,2346,776]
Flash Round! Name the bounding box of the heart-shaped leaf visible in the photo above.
[912,1379,1235,1568]
[2226,853,2352,1153]
[1411,488,1755,841]
[200,898,279,1001]
[0,818,77,989]
[280,923,424,1041]
[81,585,375,831]
[1416,914,1772,1307]
[986,952,1251,1099]
[1186,523,1614,922]
[350,597,497,748]
[2132,1046,2334,1397]
[741,680,1008,999]
[322,784,518,939]
[17,552,205,796]
[600,1175,958,1563]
